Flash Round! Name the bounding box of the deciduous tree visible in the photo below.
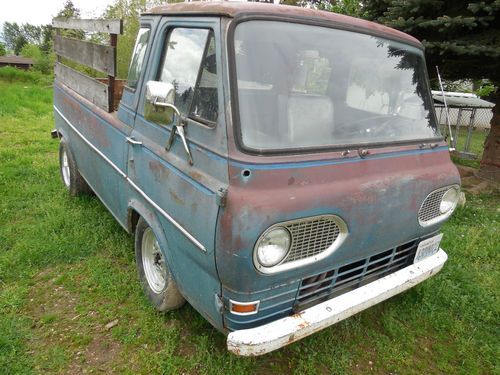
[2,22,28,55]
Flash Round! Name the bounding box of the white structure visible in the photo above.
[432,90,494,129]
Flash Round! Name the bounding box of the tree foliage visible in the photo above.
[1,22,53,56]
[2,23,28,55]
[0,42,6,56]
[0,0,75,70]
[362,0,500,179]
[282,0,363,16]
[362,0,500,85]
[20,44,43,60]
[19,44,53,74]
[102,0,164,78]
[57,0,81,18]
[55,0,85,40]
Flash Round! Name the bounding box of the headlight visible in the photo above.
[255,227,291,267]
[440,187,459,214]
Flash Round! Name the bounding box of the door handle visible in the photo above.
[126,137,142,146]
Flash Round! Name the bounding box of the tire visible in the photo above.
[58,139,93,196]
[134,217,185,312]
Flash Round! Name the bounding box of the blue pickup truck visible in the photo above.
[52,2,460,356]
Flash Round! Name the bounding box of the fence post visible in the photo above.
[454,108,462,149]
[108,33,118,111]
[464,108,476,152]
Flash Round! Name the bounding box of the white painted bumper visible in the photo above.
[227,249,448,356]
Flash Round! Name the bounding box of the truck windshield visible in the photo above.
[233,21,439,152]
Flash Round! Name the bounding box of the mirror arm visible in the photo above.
[153,98,180,114]
[175,124,193,165]
[155,99,193,166]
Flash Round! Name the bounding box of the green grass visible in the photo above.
[440,125,490,169]
[1,74,499,374]
[0,66,53,86]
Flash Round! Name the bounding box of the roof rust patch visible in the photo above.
[145,2,421,46]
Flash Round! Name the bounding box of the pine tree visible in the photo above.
[362,0,500,180]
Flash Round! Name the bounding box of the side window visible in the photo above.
[190,33,218,124]
[127,28,150,89]
[159,28,218,125]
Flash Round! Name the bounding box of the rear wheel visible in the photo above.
[134,217,185,311]
[58,139,92,196]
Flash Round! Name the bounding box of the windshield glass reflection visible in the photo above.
[234,21,439,151]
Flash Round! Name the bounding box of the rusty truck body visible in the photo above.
[52,2,460,355]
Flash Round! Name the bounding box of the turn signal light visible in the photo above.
[230,300,260,316]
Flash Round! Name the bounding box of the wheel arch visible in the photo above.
[127,199,164,242]
[127,199,183,292]
[127,206,141,235]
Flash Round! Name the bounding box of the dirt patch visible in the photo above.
[456,165,500,195]
[25,268,124,374]
[68,337,122,374]
[410,336,444,374]
[349,346,381,375]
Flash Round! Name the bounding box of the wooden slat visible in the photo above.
[52,18,123,34]
[54,35,116,76]
[55,62,109,112]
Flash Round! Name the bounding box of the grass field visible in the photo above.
[1,73,499,374]
[445,126,489,169]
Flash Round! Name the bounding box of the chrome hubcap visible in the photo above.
[61,150,70,187]
[141,228,167,294]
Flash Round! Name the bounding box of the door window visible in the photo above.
[159,28,218,125]
[127,27,150,89]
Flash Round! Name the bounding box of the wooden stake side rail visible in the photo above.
[52,18,123,113]
[55,63,109,111]
[52,18,123,35]
[54,35,116,76]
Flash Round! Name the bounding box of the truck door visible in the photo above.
[126,18,228,324]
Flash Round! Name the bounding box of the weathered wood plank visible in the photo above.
[54,35,116,76]
[52,18,123,34]
[55,62,109,112]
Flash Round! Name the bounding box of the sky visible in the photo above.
[0,0,115,29]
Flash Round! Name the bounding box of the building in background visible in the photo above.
[433,91,494,129]
[0,56,34,70]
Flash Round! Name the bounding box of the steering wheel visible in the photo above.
[369,115,403,138]
[340,114,413,139]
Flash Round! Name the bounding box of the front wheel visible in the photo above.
[134,217,185,312]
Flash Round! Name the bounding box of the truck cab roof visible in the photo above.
[145,1,421,48]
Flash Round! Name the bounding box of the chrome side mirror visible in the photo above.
[144,81,176,124]
[144,81,193,165]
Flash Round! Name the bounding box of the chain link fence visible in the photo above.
[433,93,493,159]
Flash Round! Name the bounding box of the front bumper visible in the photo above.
[227,249,448,356]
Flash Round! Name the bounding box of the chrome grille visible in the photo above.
[295,240,418,311]
[284,217,341,263]
[418,185,460,226]
[418,188,446,224]
[254,215,348,274]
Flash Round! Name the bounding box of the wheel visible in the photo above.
[134,217,185,311]
[58,139,93,196]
